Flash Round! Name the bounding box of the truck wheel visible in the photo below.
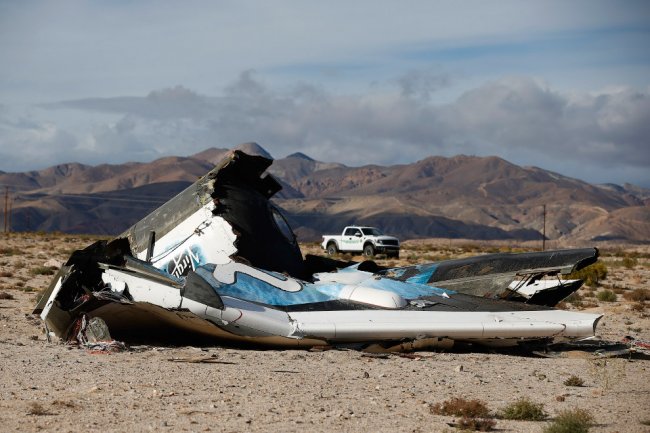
[327,243,338,255]
[363,244,375,257]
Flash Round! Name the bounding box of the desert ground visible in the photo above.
[0,232,649,433]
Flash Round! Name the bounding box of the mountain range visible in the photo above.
[1,142,648,243]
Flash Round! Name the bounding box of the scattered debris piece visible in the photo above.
[361,353,390,359]
[534,338,643,359]
[168,355,237,364]
[622,335,650,354]
[70,315,127,353]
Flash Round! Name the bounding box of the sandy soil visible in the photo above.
[1,233,649,433]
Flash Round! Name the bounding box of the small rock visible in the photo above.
[455,365,464,372]
[43,259,63,268]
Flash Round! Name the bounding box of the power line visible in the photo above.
[11,191,173,205]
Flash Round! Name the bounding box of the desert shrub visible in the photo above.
[543,408,593,433]
[565,292,582,303]
[430,397,490,418]
[422,253,450,262]
[27,402,51,416]
[29,266,55,276]
[623,288,649,302]
[0,271,13,277]
[606,248,623,257]
[596,290,617,302]
[563,375,585,387]
[456,417,496,431]
[406,254,420,263]
[622,256,638,269]
[631,302,646,312]
[406,243,430,252]
[52,399,78,409]
[0,247,18,256]
[498,398,546,421]
[0,292,14,300]
[568,262,607,286]
[564,293,584,308]
[605,249,650,260]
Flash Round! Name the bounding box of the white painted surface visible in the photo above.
[40,277,63,321]
[212,262,303,292]
[141,205,238,271]
[314,270,373,285]
[339,285,407,309]
[183,296,295,338]
[509,279,580,298]
[103,269,182,309]
[287,310,600,341]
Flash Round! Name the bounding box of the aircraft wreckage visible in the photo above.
[34,150,602,350]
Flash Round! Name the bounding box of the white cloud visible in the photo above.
[0,115,79,170]
[2,73,648,187]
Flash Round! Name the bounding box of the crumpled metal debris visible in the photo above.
[533,337,649,359]
[71,315,127,353]
[33,149,605,350]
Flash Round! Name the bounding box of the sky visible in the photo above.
[1,0,649,187]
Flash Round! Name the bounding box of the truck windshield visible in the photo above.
[361,228,383,236]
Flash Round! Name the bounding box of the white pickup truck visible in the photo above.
[322,226,400,258]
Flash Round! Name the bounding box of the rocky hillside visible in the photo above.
[2,143,648,243]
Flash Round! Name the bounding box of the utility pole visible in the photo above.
[7,196,12,233]
[3,187,8,233]
[542,204,546,251]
